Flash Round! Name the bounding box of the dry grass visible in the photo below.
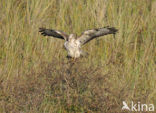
[0,0,156,113]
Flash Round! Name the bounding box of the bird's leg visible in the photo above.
[69,57,76,64]
[71,57,75,63]
[73,58,76,62]
[68,57,74,64]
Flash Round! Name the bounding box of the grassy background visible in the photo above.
[0,0,156,112]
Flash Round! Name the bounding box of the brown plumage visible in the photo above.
[39,26,118,58]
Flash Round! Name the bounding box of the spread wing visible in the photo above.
[77,26,118,45]
[39,28,69,40]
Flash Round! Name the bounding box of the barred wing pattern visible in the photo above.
[39,28,69,40]
[77,27,118,45]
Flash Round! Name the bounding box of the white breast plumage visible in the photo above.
[64,40,81,58]
[39,27,118,58]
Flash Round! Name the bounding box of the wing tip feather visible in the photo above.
[106,26,118,34]
[39,27,45,32]
[39,28,48,36]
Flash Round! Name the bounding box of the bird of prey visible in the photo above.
[39,26,118,58]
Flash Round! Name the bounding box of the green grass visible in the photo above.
[0,0,156,112]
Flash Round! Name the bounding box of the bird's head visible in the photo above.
[68,34,77,42]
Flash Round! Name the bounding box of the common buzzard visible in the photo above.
[39,26,118,58]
